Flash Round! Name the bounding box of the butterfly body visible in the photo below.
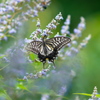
[38,47,58,63]
[26,36,71,67]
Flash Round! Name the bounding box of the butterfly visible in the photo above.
[26,36,71,68]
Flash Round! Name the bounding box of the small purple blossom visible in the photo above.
[61,15,71,35]
[6,6,15,12]
[3,20,7,25]
[9,28,17,34]
[41,70,46,75]
[61,26,70,34]
[3,57,10,62]
[42,31,48,36]
[67,43,71,47]
[16,21,22,26]
[71,47,79,53]
[65,51,72,56]
[7,14,12,18]
[36,29,42,34]
[0,33,3,37]
[46,23,57,29]
[80,43,86,47]
[78,23,85,29]
[64,15,71,25]
[74,28,81,34]
[72,40,77,45]
[3,36,8,41]
[55,12,63,20]
[23,76,28,80]
[78,17,85,29]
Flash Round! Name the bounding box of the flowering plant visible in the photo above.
[0,0,92,100]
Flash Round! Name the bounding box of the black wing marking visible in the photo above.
[26,41,42,55]
[45,36,71,50]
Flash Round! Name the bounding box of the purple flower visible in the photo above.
[55,12,63,20]
[74,28,81,34]
[65,51,71,56]
[7,14,12,18]
[3,20,7,25]
[6,6,15,12]
[9,28,16,34]
[78,23,85,29]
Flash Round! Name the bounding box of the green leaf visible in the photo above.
[74,93,100,98]
[0,55,6,59]
[16,82,28,90]
[95,94,100,98]
[74,93,92,97]
[17,78,26,82]
[16,82,32,93]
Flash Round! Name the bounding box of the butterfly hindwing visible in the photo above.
[26,41,42,55]
[45,36,71,50]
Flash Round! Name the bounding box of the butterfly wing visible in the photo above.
[45,36,71,50]
[25,41,42,55]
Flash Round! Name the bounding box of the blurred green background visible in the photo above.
[0,0,100,100]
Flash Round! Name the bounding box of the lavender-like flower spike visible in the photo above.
[61,15,71,36]
[78,34,91,49]
[55,12,63,21]
[78,17,86,30]
[30,18,42,40]
[88,86,100,100]
[29,12,63,39]
[73,16,85,37]
[23,66,51,80]
[91,86,98,99]
[65,34,91,57]
[58,16,90,58]
[47,12,63,28]
[41,12,63,37]
[0,0,51,41]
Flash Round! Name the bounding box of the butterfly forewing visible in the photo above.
[26,41,42,55]
[45,36,71,50]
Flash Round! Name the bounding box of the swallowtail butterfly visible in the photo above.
[26,36,71,68]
